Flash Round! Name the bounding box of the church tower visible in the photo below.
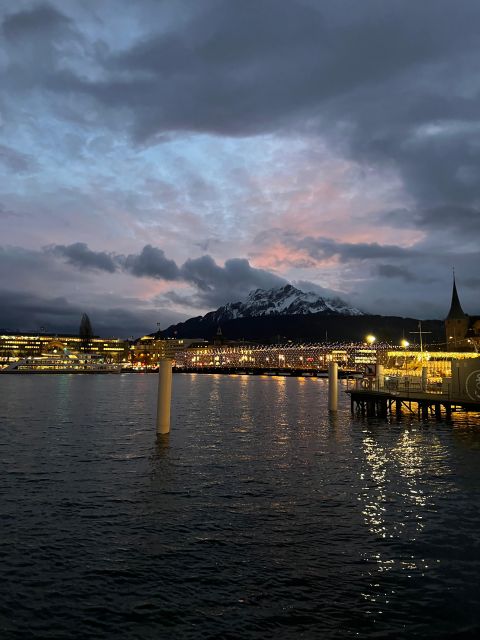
[445,274,469,350]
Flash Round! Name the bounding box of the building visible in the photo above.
[132,336,205,368]
[0,332,129,364]
[445,277,480,351]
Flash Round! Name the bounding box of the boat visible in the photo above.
[1,353,122,374]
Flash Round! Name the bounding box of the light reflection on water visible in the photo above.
[1,374,480,639]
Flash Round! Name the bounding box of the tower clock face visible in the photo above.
[465,370,480,401]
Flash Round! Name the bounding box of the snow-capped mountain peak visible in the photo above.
[206,284,363,323]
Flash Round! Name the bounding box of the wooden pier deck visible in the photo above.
[347,389,480,419]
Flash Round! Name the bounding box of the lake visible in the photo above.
[1,373,480,639]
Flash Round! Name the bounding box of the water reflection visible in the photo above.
[154,432,170,456]
[359,430,389,539]
[357,418,460,613]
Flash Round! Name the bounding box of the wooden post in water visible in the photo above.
[156,359,173,434]
[328,362,338,412]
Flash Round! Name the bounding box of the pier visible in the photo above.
[348,387,480,419]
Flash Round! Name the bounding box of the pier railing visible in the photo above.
[354,376,450,398]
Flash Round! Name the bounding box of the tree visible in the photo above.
[79,313,93,353]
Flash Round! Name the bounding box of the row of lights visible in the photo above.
[366,334,410,349]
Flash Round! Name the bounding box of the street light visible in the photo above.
[366,334,376,345]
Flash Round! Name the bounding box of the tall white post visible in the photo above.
[376,364,385,391]
[156,359,173,434]
[421,366,428,392]
[328,362,338,412]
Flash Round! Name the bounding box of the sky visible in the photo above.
[1,0,480,337]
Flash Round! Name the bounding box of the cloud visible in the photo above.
[295,236,415,262]
[0,144,36,172]
[2,1,480,324]
[0,288,185,338]
[50,242,118,272]
[51,241,287,306]
[293,279,348,299]
[69,243,287,308]
[374,264,419,282]
[256,229,417,264]
[180,255,286,306]
[1,3,70,39]
[123,244,181,280]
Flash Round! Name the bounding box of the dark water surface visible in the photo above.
[1,374,480,639]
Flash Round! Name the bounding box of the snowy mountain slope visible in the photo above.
[203,284,363,324]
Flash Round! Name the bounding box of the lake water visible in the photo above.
[1,373,480,639]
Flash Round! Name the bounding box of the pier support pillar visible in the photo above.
[156,359,173,434]
[421,367,428,392]
[395,399,402,416]
[328,362,338,412]
[434,403,442,420]
[376,364,385,391]
[421,403,429,421]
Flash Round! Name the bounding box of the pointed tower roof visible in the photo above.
[446,274,467,320]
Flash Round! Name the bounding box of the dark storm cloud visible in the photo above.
[0,289,182,337]
[49,242,285,307]
[48,241,285,306]
[296,237,415,262]
[386,205,480,236]
[0,289,79,329]
[1,2,81,78]
[119,246,286,302]
[123,245,181,280]
[1,3,70,38]
[3,1,480,225]
[51,242,117,273]
[419,206,480,232]
[180,255,286,306]
[76,0,478,145]
[374,264,419,283]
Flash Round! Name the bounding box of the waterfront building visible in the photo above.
[383,348,479,384]
[132,336,206,368]
[445,277,480,350]
[0,332,128,364]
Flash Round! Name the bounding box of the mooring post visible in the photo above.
[328,361,338,412]
[156,359,173,434]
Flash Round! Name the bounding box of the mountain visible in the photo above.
[160,284,445,343]
[161,284,377,340]
[206,284,363,323]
